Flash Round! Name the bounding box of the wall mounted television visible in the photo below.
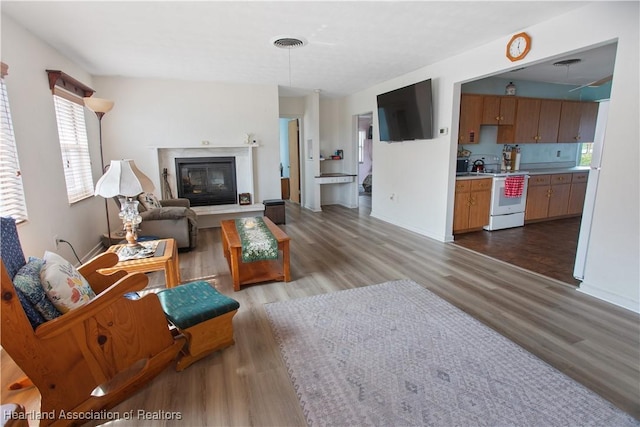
[377,78,433,142]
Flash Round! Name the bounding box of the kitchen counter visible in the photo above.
[525,166,589,175]
[456,167,589,180]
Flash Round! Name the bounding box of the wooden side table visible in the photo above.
[221,217,291,291]
[99,238,181,288]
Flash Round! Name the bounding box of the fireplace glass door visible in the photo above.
[175,157,237,206]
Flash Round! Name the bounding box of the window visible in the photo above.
[0,63,28,222]
[46,70,95,204]
[579,142,593,166]
[52,89,94,203]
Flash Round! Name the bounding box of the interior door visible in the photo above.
[288,119,300,203]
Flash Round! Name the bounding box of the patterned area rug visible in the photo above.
[265,280,639,426]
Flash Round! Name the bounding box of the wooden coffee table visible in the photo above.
[99,238,181,288]
[220,217,291,291]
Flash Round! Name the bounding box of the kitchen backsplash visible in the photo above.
[460,125,581,170]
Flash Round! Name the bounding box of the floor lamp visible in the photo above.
[84,97,115,246]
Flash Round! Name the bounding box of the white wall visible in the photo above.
[1,16,105,261]
[303,91,321,211]
[336,2,639,312]
[93,76,281,211]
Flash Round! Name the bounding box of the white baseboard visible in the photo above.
[578,282,640,313]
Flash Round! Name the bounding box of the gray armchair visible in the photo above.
[115,196,198,250]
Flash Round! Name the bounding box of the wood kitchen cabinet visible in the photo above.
[525,173,584,222]
[458,94,483,144]
[525,174,551,221]
[453,178,492,233]
[567,172,588,214]
[557,101,599,143]
[547,174,572,217]
[513,98,562,143]
[482,96,516,125]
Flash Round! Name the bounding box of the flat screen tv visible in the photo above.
[377,79,433,142]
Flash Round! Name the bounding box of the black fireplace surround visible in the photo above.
[175,157,237,206]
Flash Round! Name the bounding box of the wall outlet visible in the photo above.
[53,235,60,248]
[201,140,210,145]
[556,150,561,157]
[439,127,449,135]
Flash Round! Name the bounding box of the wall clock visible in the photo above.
[506,32,531,62]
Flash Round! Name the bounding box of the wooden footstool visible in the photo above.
[157,281,240,371]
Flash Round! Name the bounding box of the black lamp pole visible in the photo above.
[94,111,112,244]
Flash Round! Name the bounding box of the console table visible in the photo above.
[220,217,291,291]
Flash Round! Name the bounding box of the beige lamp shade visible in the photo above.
[83,97,114,114]
[95,160,155,198]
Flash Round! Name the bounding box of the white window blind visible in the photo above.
[53,91,94,203]
[0,74,28,222]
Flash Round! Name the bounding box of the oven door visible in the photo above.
[490,176,529,215]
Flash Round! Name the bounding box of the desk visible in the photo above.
[99,238,181,288]
[220,217,291,291]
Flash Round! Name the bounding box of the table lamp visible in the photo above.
[95,159,155,256]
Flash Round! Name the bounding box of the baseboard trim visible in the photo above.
[578,282,640,314]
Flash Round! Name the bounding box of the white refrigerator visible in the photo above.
[573,100,609,281]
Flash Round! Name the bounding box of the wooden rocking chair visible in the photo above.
[0,217,186,426]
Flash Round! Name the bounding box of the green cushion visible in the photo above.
[157,281,240,329]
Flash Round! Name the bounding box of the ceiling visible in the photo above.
[2,1,614,98]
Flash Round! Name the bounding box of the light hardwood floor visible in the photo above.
[2,202,639,425]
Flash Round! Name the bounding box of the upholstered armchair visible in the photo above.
[115,193,198,250]
[0,217,186,426]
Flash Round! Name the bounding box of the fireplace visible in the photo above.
[175,157,237,206]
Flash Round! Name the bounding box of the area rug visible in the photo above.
[265,280,639,426]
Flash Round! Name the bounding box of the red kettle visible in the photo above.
[471,159,485,172]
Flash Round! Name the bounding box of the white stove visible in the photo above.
[482,172,530,231]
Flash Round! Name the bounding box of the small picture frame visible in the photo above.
[239,193,251,205]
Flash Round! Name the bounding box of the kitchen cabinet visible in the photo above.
[458,94,483,144]
[567,172,588,215]
[547,174,572,217]
[513,98,562,143]
[525,174,551,221]
[482,96,516,125]
[525,173,583,221]
[557,101,599,143]
[453,178,492,233]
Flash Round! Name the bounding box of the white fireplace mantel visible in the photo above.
[149,144,259,201]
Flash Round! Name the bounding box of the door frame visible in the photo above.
[280,114,303,205]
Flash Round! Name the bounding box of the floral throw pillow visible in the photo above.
[138,192,163,210]
[13,257,62,321]
[40,251,96,314]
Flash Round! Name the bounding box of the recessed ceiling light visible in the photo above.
[553,59,582,67]
[272,36,307,49]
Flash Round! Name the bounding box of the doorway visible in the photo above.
[356,113,373,211]
[453,42,616,287]
[279,117,301,203]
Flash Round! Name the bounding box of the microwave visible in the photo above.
[456,158,469,174]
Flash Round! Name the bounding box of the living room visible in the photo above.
[1,1,638,425]
[2,2,638,313]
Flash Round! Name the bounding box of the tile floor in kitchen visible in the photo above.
[453,217,581,286]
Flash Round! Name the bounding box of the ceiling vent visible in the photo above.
[553,58,582,67]
[272,37,307,49]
